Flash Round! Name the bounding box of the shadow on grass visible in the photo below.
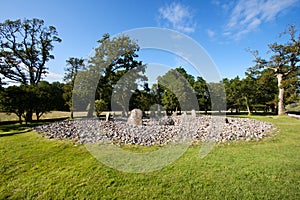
[0,117,69,137]
[0,129,32,137]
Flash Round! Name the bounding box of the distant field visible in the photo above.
[0,115,299,199]
[0,111,70,122]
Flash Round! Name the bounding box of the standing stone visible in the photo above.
[191,109,196,118]
[172,111,177,117]
[149,110,155,118]
[127,109,143,126]
[105,112,110,122]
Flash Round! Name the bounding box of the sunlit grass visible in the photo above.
[0,111,71,122]
[0,116,299,199]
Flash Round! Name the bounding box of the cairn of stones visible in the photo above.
[34,109,274,146]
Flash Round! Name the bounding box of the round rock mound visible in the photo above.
[33,116,274,146]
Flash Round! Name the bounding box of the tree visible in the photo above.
[254,69,278,113]
[249,25,300,115]
[75,33,146,117]
[63,57,85,118]
[0,86,27,124]
[223,77,242,113]
[129,83,156,111]
[0,77,5,90]
[0,18,61,85]
[208,81,226,113]
[50,82,69,111]
[158,68,198,114]
[239,74,257,115]
[193,76,210,113]
[95,99,108,117]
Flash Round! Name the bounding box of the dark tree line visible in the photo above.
[0,81,68,123]
[0,18,299,123]
[0,18,62,122]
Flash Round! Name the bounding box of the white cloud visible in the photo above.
[224,0,297,40]
[158,2,196,33]
[46,71,63,82]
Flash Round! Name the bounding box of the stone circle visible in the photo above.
[33,115,274,146]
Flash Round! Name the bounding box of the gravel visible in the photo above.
[33,115,274,146]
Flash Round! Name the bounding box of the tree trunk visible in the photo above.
[277,73,285,115]
[25,110,33,124]
[244,96,252,115]
[87,101,94,118]
[18,115,22,124]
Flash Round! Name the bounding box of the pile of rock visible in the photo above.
[33,113,274,146]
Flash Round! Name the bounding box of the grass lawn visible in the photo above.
[0,115,299,199]
[0,111,71,122]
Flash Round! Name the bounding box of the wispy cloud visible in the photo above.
[158,2,196,33]
[223,0,297,40]
[206,29,216,38]
[46,71,63,82]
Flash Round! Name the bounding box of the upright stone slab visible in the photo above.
[172,111,177,117]
[149,110,155,118]
[191,109,196,118]
[127,109,143,126]
[105,112,110,122]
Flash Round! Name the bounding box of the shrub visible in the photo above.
[95,99,107,117]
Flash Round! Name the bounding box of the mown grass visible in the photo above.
[0,111,70,122]
[0,116,299,199]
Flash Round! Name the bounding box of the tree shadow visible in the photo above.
[0,129,32,137]
[0,123,36,133]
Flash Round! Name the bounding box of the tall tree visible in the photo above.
[75,33,146,117]
[64,57,84,85]
[63,57,85,118]
[0,18,61,85]
[158,68,198,114]
[249,25,300,115]
[193,76,210,113]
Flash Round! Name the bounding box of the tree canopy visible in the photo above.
[0,18,61,85]
[249,25,300,115]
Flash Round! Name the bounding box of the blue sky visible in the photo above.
[1,0,299,82]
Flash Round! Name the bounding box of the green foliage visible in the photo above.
[72,33,147,117]
[63,57,85,118]
[0,86,27,123]
[0,18,61,85]
[94,99,108,117]
[129,83,156,111]
[249,25,300,115]
[158,68,198,114]
[208,81,226,112]
[193,76,210,113]
[0,81,68,123]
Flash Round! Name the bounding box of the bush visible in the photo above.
[95,99,107,117]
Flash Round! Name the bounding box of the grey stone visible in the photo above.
[127,109,143,126]
[33,115,274,146]
[149,110,155,118]
[105,112,110,121]
[191,109,196,118]
[159,116,175,125]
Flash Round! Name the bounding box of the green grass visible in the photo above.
[0,111,70,122]
[0,116,299,199]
